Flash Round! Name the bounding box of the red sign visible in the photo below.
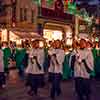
[65,0,73,4]
[41,7,74,23]
[55,0,64,12]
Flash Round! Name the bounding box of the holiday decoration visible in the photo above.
[67,1,76,14]
[33,0,41,6]
[55,0,64,12]
[46,0,53,6]
[65,0,73,4]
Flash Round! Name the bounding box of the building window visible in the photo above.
[31,10,34,23]
[20,8,23,21]
[24,8,27,21]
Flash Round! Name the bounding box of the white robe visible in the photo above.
[74,49,94,79]
[26,48,44,74]
[48,49,65,74]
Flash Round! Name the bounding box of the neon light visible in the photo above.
[67,1,76,14]
[33,0,41,5]
[65,0,73,4]
[46,0,53,6]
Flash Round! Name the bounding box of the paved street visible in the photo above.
[0,69,100,100]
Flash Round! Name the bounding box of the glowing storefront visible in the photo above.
[0,28,42,46]
[44,29,63,41]
[43,26,73,46]
[37,6,74,46]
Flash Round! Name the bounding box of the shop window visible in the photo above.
[44,29,63,40]
[66,38,72,46]
[52,31,62,40]
[44,30,52,40]
[31,10,34,23]
[1,29,8,41]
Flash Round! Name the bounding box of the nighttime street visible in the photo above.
[0,0,100,100]
[0,69,100,100]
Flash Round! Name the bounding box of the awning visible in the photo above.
[11,31,45,40]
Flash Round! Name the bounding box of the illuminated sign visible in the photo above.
[67,1,76,14]
[33,0,41,5]
[41,7,74,23]
[65,0,73,4]
[46,0,53,6]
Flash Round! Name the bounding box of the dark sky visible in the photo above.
[76,0,100,4]
[77,0,99,1]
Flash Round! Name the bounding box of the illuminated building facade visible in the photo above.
[0,0,75,46]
